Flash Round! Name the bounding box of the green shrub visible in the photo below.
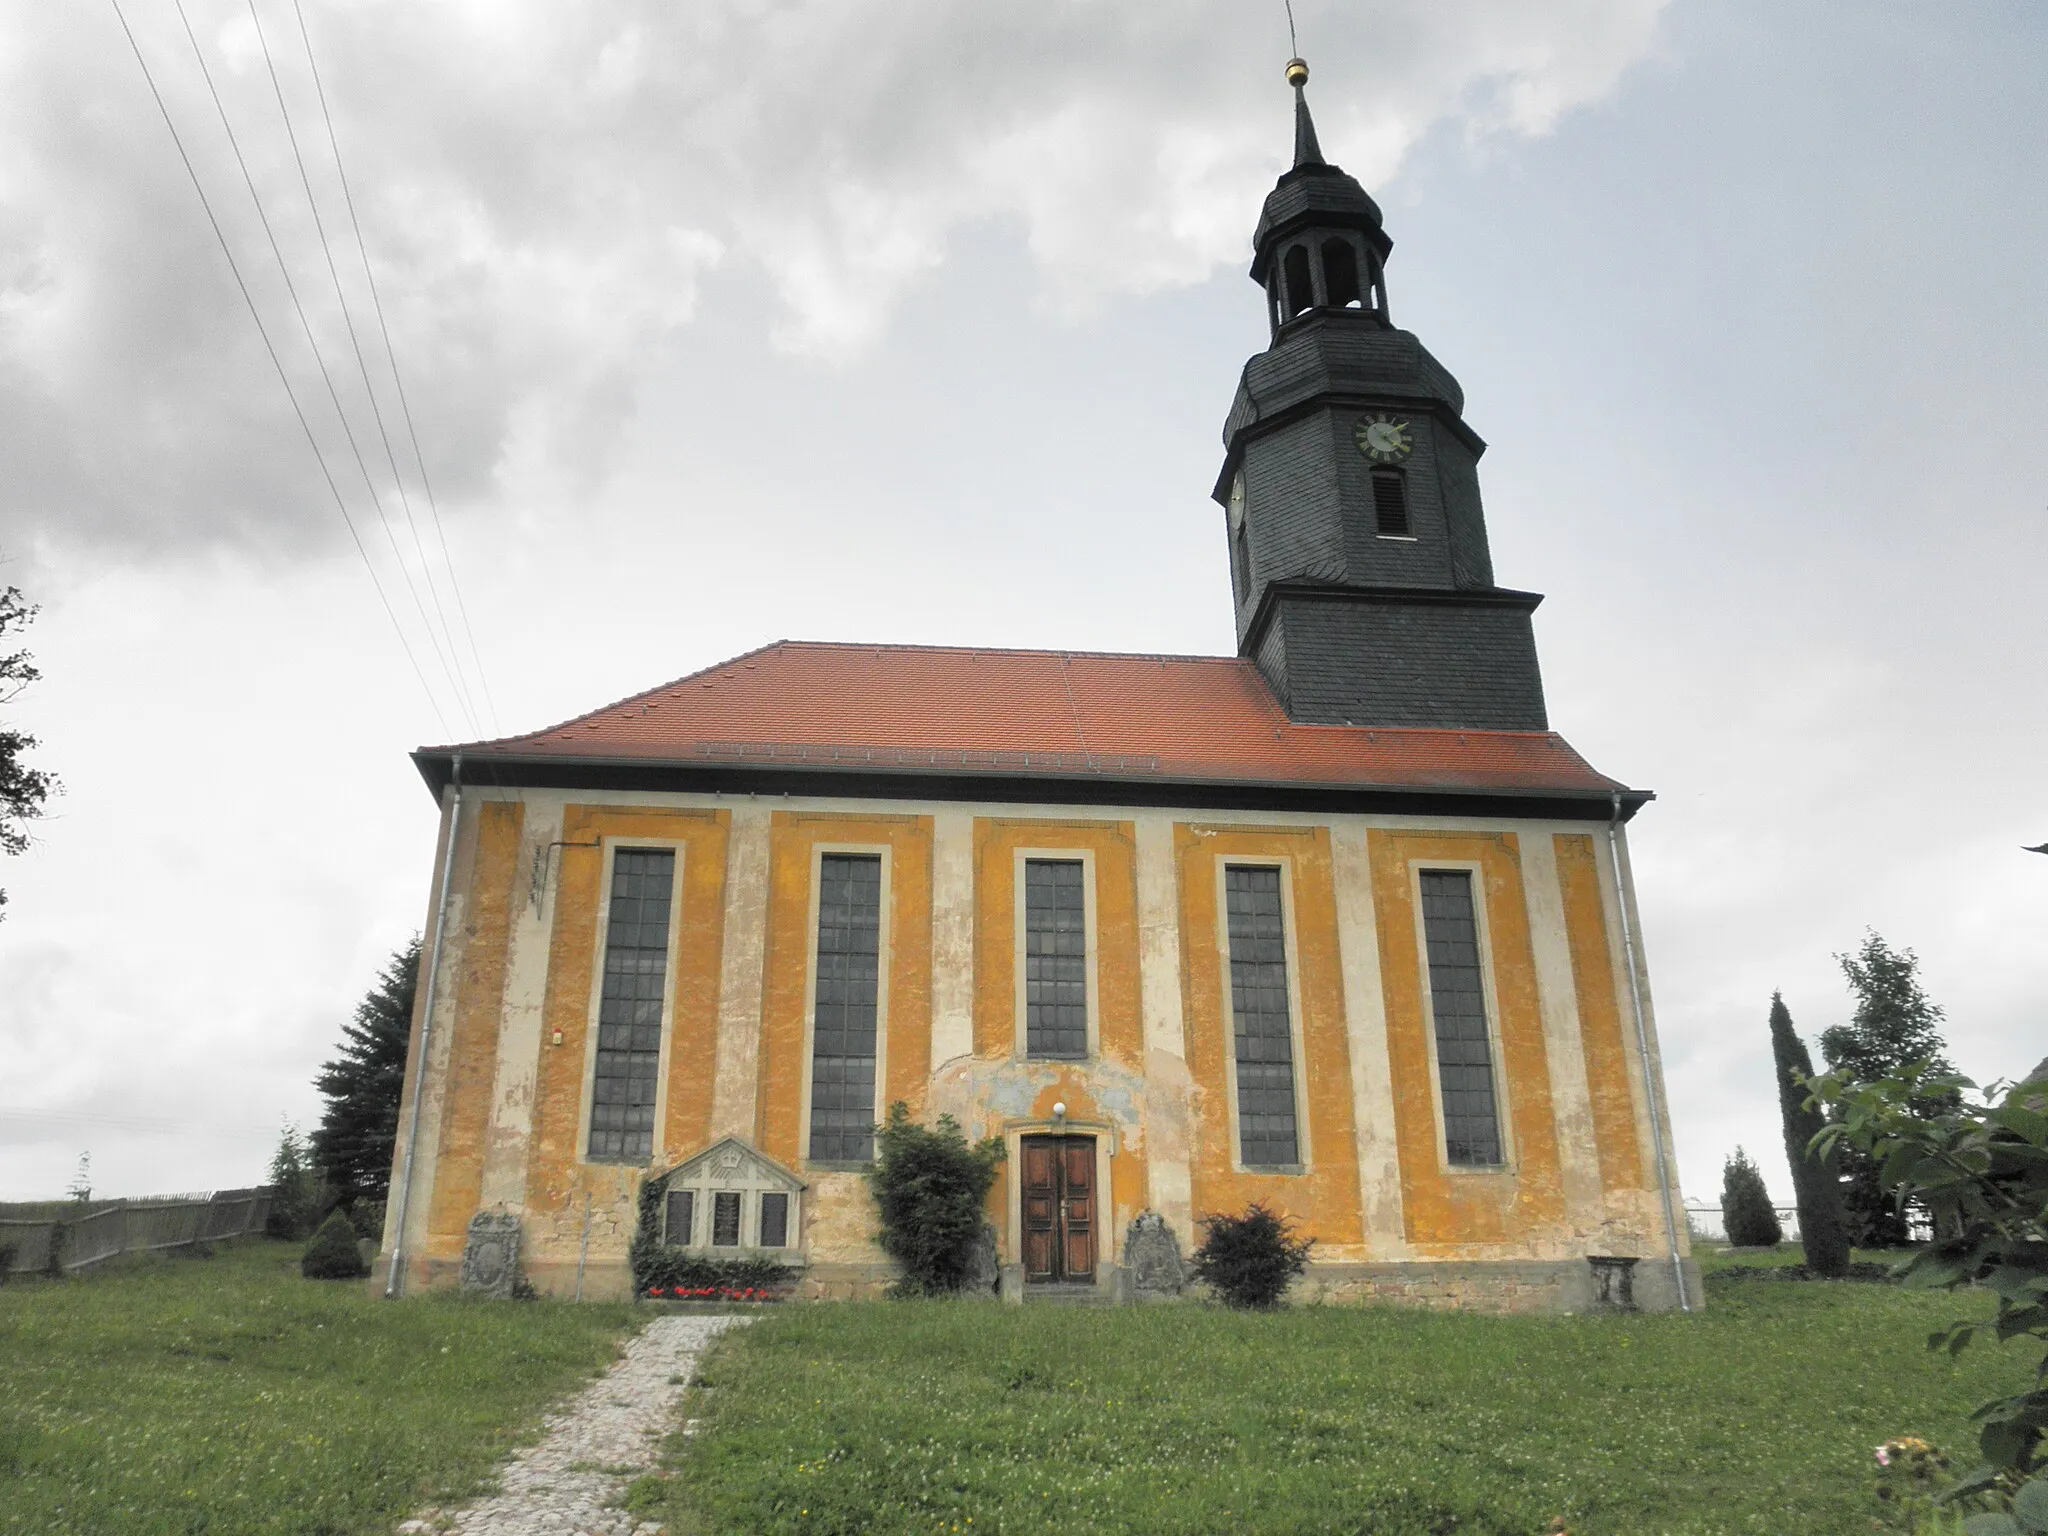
[301,1210,369,1281]
[867,1102,1005,1296]
[1721,1146,1784,1247]
[1190,1200,1314,1309]
[634,1250,797,1298]
[1814,1062,2048,1493]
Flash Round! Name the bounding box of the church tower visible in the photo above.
[1217,60,1548,731]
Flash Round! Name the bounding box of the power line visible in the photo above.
[243,0,485,735]
[288,0,501,736]
[107,0,453,740]
[172,0,479,736]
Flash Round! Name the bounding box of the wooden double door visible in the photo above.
[1021,1135,1096,1284]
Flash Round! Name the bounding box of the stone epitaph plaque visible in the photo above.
[1124,1210,1185,1299]
[1587,1255,1638,1311]
[460,1209,523,1299]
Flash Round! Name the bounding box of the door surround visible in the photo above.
[1000,1119,1116,1283]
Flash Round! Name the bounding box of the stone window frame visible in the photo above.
[797,842,894,1172]
[1406,858,1518,1176]
[1011,846,1102,1063]
[574,836,689,1168]
[655,1145,804,1254]
[1212,854,1314,1176]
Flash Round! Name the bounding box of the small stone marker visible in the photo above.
[1125,1210,1185,1298]
[964,1223,1001,1296]
[460,1208,523,1298]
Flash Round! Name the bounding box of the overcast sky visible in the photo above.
[2,1,2042,1212]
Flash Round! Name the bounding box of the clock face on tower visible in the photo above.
[1354,414,1413,464]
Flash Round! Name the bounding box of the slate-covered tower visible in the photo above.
[1217,61,1547,731]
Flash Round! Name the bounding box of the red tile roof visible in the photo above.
[424,640,1631,800]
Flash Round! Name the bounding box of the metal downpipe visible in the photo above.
[1608,791,1690,1313]
[385,753,463,1299]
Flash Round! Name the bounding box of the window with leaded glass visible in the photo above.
[586,848,674,1162]
[1224,865,1299,1167]
[807,853,882,1163]
[1024,858,1088,1058]
[1419,869,1504,1166]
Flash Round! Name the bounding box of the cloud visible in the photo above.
[0,0,1667,562]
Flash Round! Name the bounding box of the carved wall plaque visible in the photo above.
[460,1209,523,1299]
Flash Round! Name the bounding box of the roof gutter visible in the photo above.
[408,746,1651,819]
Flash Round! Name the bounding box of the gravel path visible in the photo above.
[399,1314,750,1536]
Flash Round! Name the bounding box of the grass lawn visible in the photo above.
[653,1256,2041,1536]
[0,1239,636,1536]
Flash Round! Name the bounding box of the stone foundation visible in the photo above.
[376,1247,1703,1314]
[1297,1256,1704,1314]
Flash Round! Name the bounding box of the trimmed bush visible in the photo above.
[1721,1146,1784,1248]
[868,1102,1006,1296]
[301,1210,369,1281]
[1191,1201,1314,1309]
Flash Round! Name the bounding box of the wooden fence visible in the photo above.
[0,1188,275,1277]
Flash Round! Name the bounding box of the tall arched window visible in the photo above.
[1232,520,1252,598]
[1282,245,1315,319]
[1322,238,1361,308]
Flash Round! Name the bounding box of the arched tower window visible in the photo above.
[1322,238,1361,308]
[1371,467,1410,536]
[1281,245,1315,319]
[1232,520,1252,597]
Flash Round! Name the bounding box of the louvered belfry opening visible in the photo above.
[1371,467,1410,535]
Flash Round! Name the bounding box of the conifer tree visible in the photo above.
[312,938,419,1209]
[1820,932,1954,1246]
[264,1123,319,1240]
[1769,992,1850,1276]
[1720,1147,1783,1247]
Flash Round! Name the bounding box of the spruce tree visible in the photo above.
[1820,932,1954,1247]
[312,938,419,1208]
[1720,1147,1783,1247]
[1769,992,1850,1275]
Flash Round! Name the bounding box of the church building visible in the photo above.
[376,63,1698,1313]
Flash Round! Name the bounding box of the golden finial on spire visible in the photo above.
[1285,57,1309,88]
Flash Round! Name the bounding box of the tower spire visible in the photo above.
[1285,57,1325,168]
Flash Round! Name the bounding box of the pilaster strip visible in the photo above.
[1330,819,1409,1258]
[708,804,774,1143]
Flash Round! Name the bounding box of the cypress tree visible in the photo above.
[312,938,420,1208]
[1769,992,1850,1276]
